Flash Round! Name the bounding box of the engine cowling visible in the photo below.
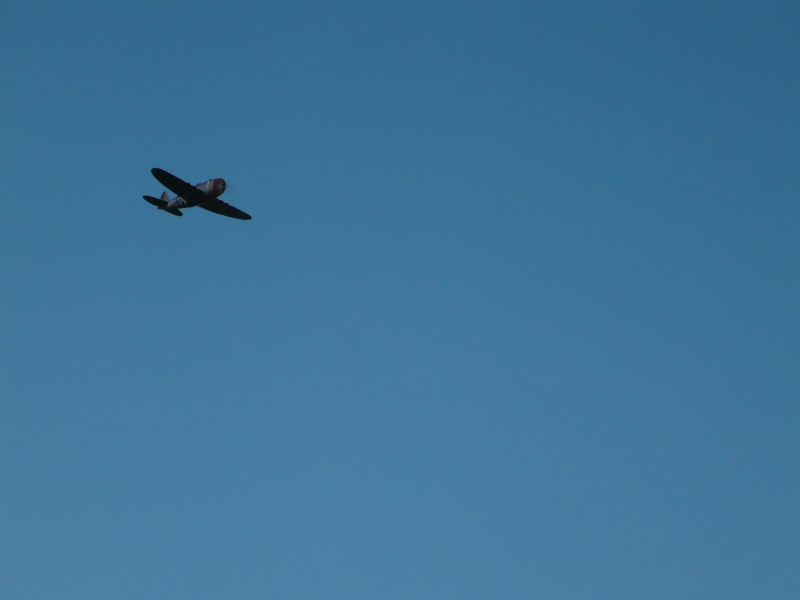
[196,178,227,197]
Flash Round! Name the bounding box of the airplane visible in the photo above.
[143,168,252,220]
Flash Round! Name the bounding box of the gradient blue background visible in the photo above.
[1,2,798,598]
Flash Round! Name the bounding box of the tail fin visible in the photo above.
[160,191,170,203]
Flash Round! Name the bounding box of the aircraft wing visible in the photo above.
[199,198,252,220]
[151,168,206,204]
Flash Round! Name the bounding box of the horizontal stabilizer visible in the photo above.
[163,207,183,217]
[143,195,167,208]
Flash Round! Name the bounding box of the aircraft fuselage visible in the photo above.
[166,178,226,209]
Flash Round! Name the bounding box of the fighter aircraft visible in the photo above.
[143,168,252,220]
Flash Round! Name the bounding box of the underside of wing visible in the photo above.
[199,198,252,220]
[151,168,206,204]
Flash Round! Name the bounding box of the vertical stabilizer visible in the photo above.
[160,191,170,202]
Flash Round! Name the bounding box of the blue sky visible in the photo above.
[1,2,798,598]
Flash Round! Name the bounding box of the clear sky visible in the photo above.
[1,2,798,598]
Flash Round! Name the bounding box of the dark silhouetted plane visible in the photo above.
[143,168,251,220]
